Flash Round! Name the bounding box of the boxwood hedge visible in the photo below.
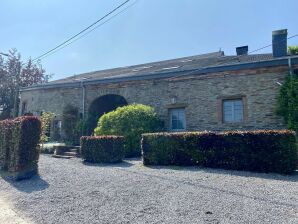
[94,104,162,158]
[0,116,41,180]
[141,130,298,174]
[80,136,124,163]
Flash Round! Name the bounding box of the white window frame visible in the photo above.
[169,108,186,131]
[223,99,244,123]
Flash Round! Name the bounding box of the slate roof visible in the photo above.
[22,51,298,91]
[49,51,274,85]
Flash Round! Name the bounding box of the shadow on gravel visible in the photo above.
[2,175,49,193]
[83,160,134,168]
[145,165,298,182]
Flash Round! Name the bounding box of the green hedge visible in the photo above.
[0,116,41,180]
[80,136,124,163]
[141,130,298,174]
[94,104,162,157]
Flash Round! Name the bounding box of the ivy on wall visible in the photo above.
[62,105,82,145]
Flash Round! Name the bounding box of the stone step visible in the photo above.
[64,152,79,157]
[69,148,79,153]
[52,154,74,159]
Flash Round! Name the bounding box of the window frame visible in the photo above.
[169,107,186,131]
[21,101,27,115]
[217,95,248,124]
[222,99,244,123]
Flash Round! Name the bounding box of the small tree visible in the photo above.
[277,74,298,132]
[62,105,81,145]
[0,49,50,120]
[94,104,163,157]
[288,46,298,55]
[40,112,55,149]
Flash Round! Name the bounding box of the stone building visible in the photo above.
[20,29,298,138]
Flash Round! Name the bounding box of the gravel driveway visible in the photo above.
[0,155,297,224]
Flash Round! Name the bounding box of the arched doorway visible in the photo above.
[86,94,127,134]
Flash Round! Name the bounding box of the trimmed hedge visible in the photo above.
[94,104,162,158]
[0,116,41,180]
[80,136,124,163]
[141,130,298,174]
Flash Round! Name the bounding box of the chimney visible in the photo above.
[272,29,288,57]
[236,46,248,56]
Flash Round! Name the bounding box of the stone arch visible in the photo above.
[86,94,127,134]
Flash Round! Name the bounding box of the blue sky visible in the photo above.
[1,0,298,80]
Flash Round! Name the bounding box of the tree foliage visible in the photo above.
[40,112,55,148]
[0,49,50,120]
[62,105,81,145]
[277,74,298,132]
[94,104,162,157]
[288,46,298,55]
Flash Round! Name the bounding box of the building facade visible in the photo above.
[20,29,298,137]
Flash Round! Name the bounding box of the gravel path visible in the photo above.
[0,155,297,224]
[0,197,32,224]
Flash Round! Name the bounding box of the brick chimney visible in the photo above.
[272,29,288,57]
[236,46,248,56]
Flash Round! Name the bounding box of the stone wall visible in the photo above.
[20,66,288,132]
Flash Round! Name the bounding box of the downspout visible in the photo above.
[288,57,293,76]
[81,80,86,119]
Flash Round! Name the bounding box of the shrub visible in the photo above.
[0,116,41,180]
[62,105,81,145]
[40,143,65,154]
[80,136,124,163]
[277,74,298,133]
[40,111,55,148]
[288,46,298,55]
[142,130,298,174]
[94,104,162,157]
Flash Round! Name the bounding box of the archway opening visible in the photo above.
[86,94,127,134]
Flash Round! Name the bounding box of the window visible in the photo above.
[223,99,243,123]
[21,102,27,115]
[53,120,62,140]
[170,108,186,131]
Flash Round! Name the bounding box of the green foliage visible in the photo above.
[0,49,50,120]
[62,105,81,145]
[40,112,55,146]
[288,46,298,55]
[0,116,41,180]
[40,143,65,154]
[277,74,298,132]
[80,136,124,163]
[142,130,298,174]
[94,104,162,157]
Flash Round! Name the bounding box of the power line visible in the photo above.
[168,33,298,81]
[36,0,138,62]
[32,0,131,62]
[248,34,298,54]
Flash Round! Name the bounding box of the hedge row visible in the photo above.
[94,104,162,158]
[80,136,124,163]
[141,130,298,174]
[0,116,41,180]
